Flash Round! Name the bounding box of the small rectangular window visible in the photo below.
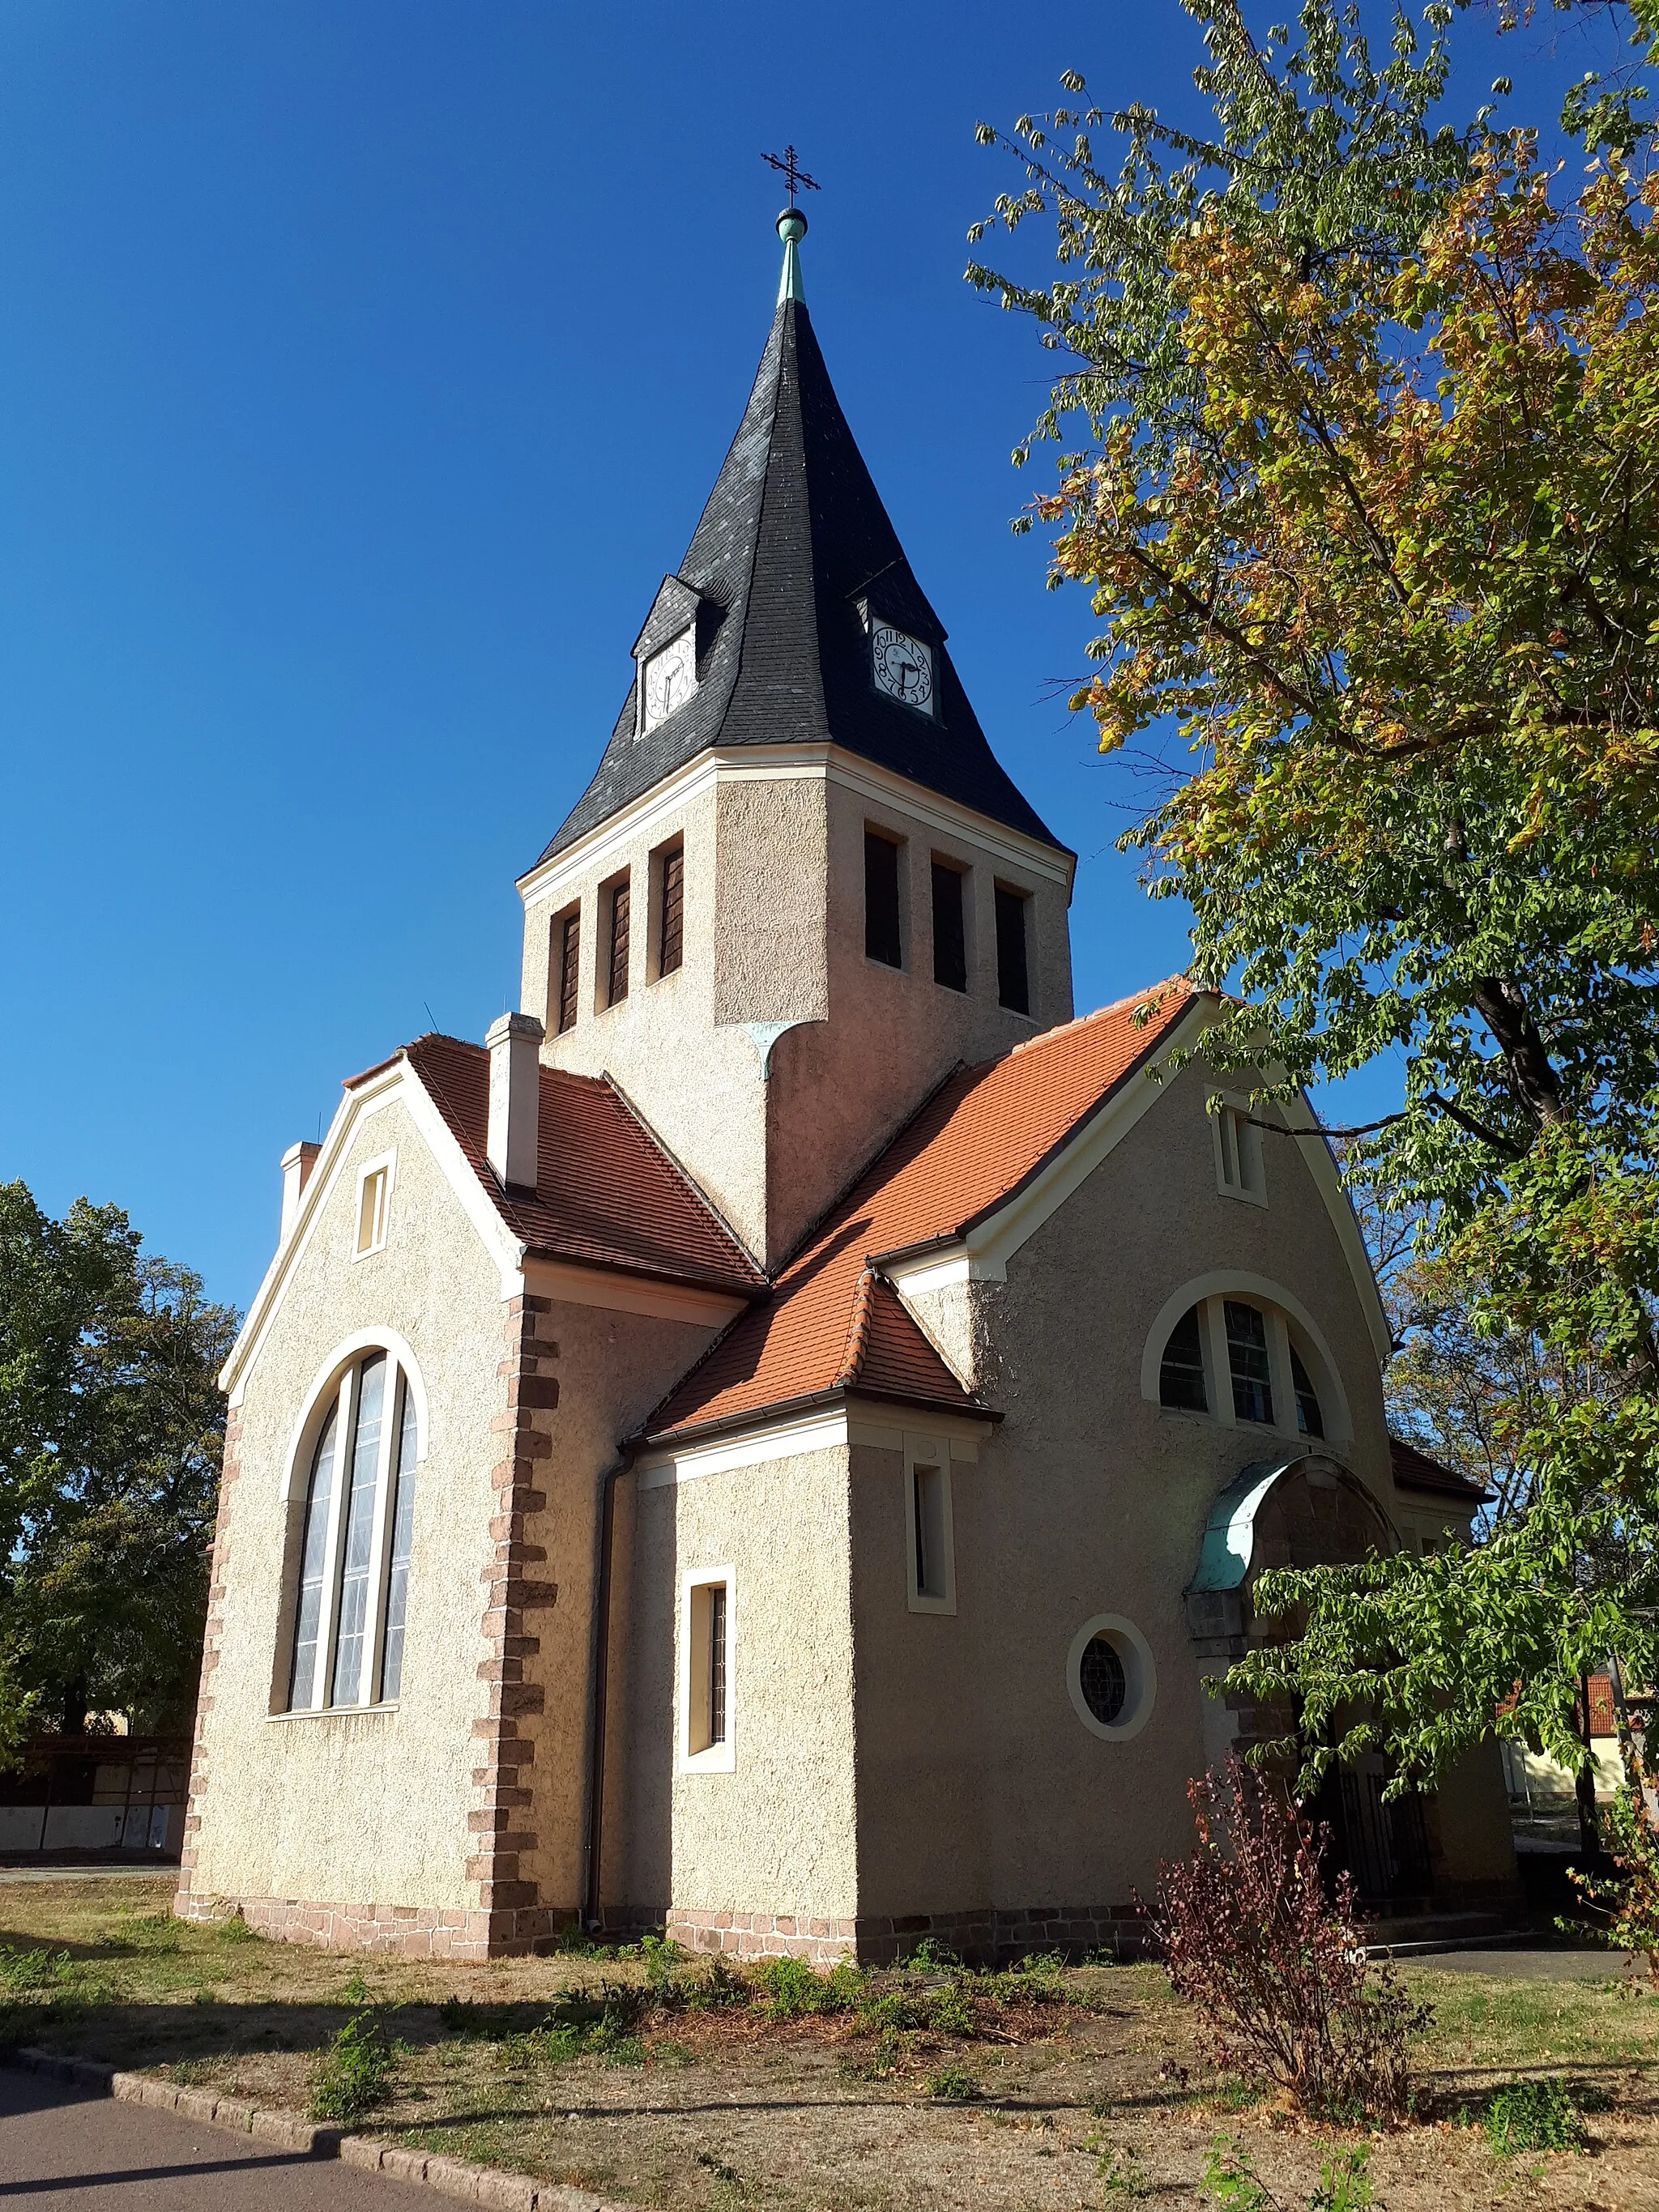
[1226,1300,1275,1426]
[995,884,1030,1013]
[904,1438,956,1613]
[1214,1102,1266,1202]
[864,829,903,968]
[605,875,631,1008]
[931,861,967,992]
[554,910,580,1034]
[657,843,684,976]
[684,1572,734,1763]
[356,1166,389,1256]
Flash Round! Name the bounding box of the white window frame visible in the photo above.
[678,1564,736,1773]
[1212,1097,1267,1206]
[903,1432,957,1615]
[1142,1273,1353,1445]
[1067,1613,1157,1743]
[274,1339,425,1718]
[351,1150,397,1260]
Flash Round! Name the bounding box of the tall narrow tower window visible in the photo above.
[931,861,967,992]
[864,830,902,968]
[995,885,1030,1014]
[657,845,684,977]
[554,910,580,1035]
[605,876,631,1008]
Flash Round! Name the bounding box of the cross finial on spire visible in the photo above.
[762,144,820,207]
[765,147,818,308]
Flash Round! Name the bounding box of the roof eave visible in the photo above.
[635,1381,1000,1456]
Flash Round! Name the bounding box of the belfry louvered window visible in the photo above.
[605,874,631,1007]
[288,1352,421,1711]
[554,910,580,1034]
[657,844,684,977]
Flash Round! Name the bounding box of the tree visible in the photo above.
[970,0,1659,1807]
[0,1181,238,1750]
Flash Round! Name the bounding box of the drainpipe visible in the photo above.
[581,1453,633,1930]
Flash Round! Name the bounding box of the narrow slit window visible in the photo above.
[606,876,631,1007]
[1158,1305,1209,1413]
[288,1402,337,1710]
[356,1167,388,1256]
[658,845,684,976]
[1215,1104,1265,1200]
[995,885,1030,1013]
[331,1353,386,1706]
[911,1464,949,1600]
[1226,1301,1275,1425]
[379,1376,420,1701]
[1290,1344,1325,1438]
[707,1583,727,1748]
[556,911,580,1034]
[864,830,902,967]
[931,862,967,992]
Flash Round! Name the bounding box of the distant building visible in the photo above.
[177,213,1516,1960]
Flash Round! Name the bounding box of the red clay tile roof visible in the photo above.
[646,982,1197,1441]
[1388,1435,1490,1506]
[389,1035,766,1298]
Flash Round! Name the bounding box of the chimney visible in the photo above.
[279,1140,322,1244]
[486,1012,544,1191]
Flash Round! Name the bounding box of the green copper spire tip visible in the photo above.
[776,206,807,306]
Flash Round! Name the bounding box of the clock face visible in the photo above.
[871,625,935,713]
[642,629,697,731]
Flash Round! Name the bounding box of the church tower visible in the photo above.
[516,209,1075,1268]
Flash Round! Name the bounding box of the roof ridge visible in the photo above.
[1005,976,1196,1059]
[833,1267,877,1387]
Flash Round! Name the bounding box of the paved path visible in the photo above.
[0,2069,420,2208]
[0,1866,173,1886]
[1409,1944,1636,1980]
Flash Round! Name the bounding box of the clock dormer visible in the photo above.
[631,575,721,738]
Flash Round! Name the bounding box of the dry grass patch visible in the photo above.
[2,1878,1658,2208]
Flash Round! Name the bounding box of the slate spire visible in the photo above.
[540,213,1065,863]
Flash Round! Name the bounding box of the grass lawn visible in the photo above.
[2,1877,1657,2209]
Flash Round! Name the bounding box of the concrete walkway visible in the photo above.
[1408,1944,1636,1980]
[0,2069,421,2208]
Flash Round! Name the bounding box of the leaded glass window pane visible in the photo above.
[1079,1634,1127,1725]
[1158,1304,1209,1412]
[1290,1344,1324,1438]
[288,1402,337,1709]
[331,1353,386,1705]
[1225,1301,1274,1425]
[380,1376,419,1701]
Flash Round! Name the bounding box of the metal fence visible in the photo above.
[0,1736,190,1861]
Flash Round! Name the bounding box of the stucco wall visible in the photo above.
[187,1094,505,1916]
[518,759,1076,1268]
[854,1055,1414,1921]
[619,1444,859,1929]
[515,1290,723,1913]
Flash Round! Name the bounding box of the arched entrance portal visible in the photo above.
[1185,1451,1431,1907]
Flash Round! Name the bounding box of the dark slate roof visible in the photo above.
[536,292,1067,864]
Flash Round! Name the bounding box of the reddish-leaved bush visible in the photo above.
[1145,1758,1429,2121]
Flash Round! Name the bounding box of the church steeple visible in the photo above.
[538,211,1064,867]
[517,211,1074,1269]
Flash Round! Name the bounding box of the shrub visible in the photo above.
[1147,1760,1429,2123]
[908,1935,962,1968]
[925,2063,980,2100]
[1568,1787,1659,1984]
[1482,2078,1586,2155]
[922,1982,977,2036]
[310,2008,399,2122]
[748,1954,864,2019]
[638,1933,687,1988]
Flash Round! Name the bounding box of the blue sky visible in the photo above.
[0,1,1610,1311]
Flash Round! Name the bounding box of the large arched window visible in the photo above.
[287,1349,421,1711]
[1154,1294,1332,1440]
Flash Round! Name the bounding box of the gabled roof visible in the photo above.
[539,281,1066,864]
[645,982,1195,1442]
[382,1035,766,1299]
[1388,1434,1491,1507]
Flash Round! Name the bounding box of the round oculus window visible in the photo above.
[1078,1634,1127,1726]
[1066,1613,1157,1742]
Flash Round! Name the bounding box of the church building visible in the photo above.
[177,211,1516,1962]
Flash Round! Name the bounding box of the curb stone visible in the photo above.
[5,2048,616,2210]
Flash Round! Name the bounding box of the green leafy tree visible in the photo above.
[0,1181,238,1751]
[970,0,1659,1809]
